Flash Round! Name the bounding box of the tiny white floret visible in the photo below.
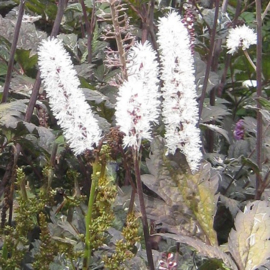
[226,25,257,54]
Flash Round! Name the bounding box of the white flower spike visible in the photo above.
[38,38,101,155]
[157,11,202,173]
[226,25,257,54]
[115,41,160,150]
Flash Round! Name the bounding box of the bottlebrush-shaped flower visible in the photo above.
[38,38,101,155]
[226,25,257,54]
[115,41,160,149]
[157,11,202,172]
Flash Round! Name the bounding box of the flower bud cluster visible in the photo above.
[182,0,196,53]
[234,119,245,140]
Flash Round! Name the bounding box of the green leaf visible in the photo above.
[240,156,260,174]
[260,109,270,122]
[219,194,240,218]
[257,96,270,110]
[195,54,220,94]
[25,0,57,20]
[228,140,253,159]
[9,74,36,97]
[0,99,28,126]
[75,63,94,79]
[262,54,270,80]
[240,12,256,24]
[242,116,257,134]
[201,8,219,29]
[0,15,46,55]
[0,62,7,76]
[92,25,108,60]
[82,88,114,108]
[58,33,78,56]
[140,137,218,245]
[201,105,230,123]
[228,201,270,270]
[15,49,38,72]
[23,122,56,152]
[155,233,238,270]
[65,2,82,12]
[199,258,231,270]
[82,88,115,123]
[200,123,230,143]
[177,162,219,245]
[0,0,16,9]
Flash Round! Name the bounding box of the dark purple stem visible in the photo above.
[24,0,66,122]
[88,1,96,63]
[255,0,263,199]
[206,0,229,153]
[80,0,91,34]
[218,0,244,96]
[198,0,220,120]
[1,0,25,103]
[133,148,154,270]
[80,0,96,63]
